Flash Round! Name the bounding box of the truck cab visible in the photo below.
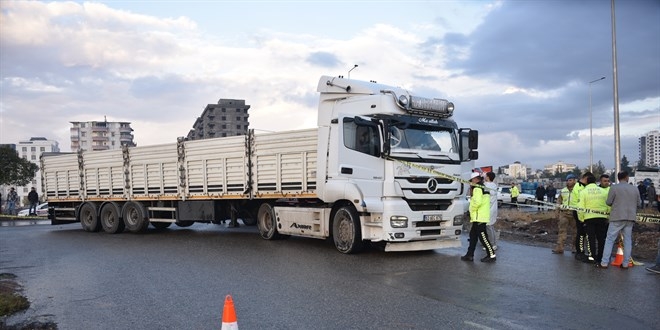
[300,76,479,252]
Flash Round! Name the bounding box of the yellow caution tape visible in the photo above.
[386,156,660,223]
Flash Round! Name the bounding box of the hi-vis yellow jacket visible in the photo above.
[470,186,490,223]
[578,183,611,221]
[511,186,520,198]
[560,186,580,208]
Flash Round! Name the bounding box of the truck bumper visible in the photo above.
[384,237,461,252]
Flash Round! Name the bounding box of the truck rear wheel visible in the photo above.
[175,221,194,227]
[151,222,172,229]
[100,202,125,234]
[123,201,149,233]
[332,205,363,254]
[257,203,281,240]
[79,202,100,232]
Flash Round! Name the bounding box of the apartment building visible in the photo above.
[13,137,60,204]
[187,99,250,140]
[70,119,136,151]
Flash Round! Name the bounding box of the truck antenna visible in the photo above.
[348,64,358,79]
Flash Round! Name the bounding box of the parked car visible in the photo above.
[17,203,48,217]
[496,186,535,207]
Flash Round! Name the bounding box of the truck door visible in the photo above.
[337,115,385,202]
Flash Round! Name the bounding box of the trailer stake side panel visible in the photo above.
[252,129,318,198]
[81,149,124,199]
[127,143,179,199]
[43,153,80,200]
[183,135,248,198]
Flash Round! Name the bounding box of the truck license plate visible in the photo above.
[424,215,442,221]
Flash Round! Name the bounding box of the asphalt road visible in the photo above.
[1,222,658,329]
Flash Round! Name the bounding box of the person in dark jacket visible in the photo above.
[637,182,646,208]
[535,184,546,212]
[28,187,39,215]
[546,184,557,204]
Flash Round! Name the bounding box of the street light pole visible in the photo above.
[588,76,606,173]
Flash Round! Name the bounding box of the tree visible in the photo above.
[0,146,39,186]
[571,166,582,177]
[593,160,607,177]
[620,155,633,174]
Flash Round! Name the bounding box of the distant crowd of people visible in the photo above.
[1,186,39,216]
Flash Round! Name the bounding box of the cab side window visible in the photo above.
[343,118,380,157]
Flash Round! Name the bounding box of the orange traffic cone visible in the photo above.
[610,243,634,267]
[222,295,238,330]
[610,245,625,267]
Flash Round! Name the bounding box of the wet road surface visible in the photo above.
[1,222,658,329]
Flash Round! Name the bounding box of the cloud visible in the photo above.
[1,0,658,173]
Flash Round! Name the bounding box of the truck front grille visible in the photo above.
[404,199,452,211]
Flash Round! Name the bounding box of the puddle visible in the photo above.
[0,219,50,227]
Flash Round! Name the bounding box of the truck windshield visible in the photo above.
[390,125,456,153]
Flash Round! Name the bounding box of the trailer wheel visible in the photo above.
[123,201,149,233]
[175,221,194,227]
[257,203,281,240]
[79,202,100,232]
[332,205,363,254]
[151,222,172,229]
[100,202,125,234]
[240,208,257,226]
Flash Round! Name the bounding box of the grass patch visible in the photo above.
[0,273,30,317]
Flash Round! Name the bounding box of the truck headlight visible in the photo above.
[453,215,463,226]
[390,216,408,228]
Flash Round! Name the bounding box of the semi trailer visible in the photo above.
[43,75,479,253]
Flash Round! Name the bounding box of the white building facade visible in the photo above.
[641,130,660,167]
[70,120,136,152]
[15,137,60,205]
[544,161,577,175]
[504,161,530,179]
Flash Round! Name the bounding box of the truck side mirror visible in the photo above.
[468,130,478,150]
[469,150,479,160]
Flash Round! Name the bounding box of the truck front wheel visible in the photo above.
[257,203,281,240]
[79,202,100,232]
[332,206,363,254]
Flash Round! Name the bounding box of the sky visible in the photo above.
[1,0,659,172]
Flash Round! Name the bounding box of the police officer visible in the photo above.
[461,172,496,263]
[578,173,610,264]
[552,174,580,254]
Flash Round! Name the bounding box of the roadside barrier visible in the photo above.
[386,157,660,224]
[221,295,238,330]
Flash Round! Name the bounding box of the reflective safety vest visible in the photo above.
[560,186,580,208]
[511,186,520,198]
[470,186,490,223]
[578,183,610,221]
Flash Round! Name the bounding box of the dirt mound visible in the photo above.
[495,208,660,261]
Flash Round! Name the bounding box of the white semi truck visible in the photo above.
[43,75,479,253]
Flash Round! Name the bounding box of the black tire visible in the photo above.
[526,199,534,205]
[332,205,363,254]
[79,202,100,232]
[175,221,194,227]
[257,203,281,240]
[151,222,172,229]
[240,208,257,226]
[122,201,149,233]
[100,202,124,234]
